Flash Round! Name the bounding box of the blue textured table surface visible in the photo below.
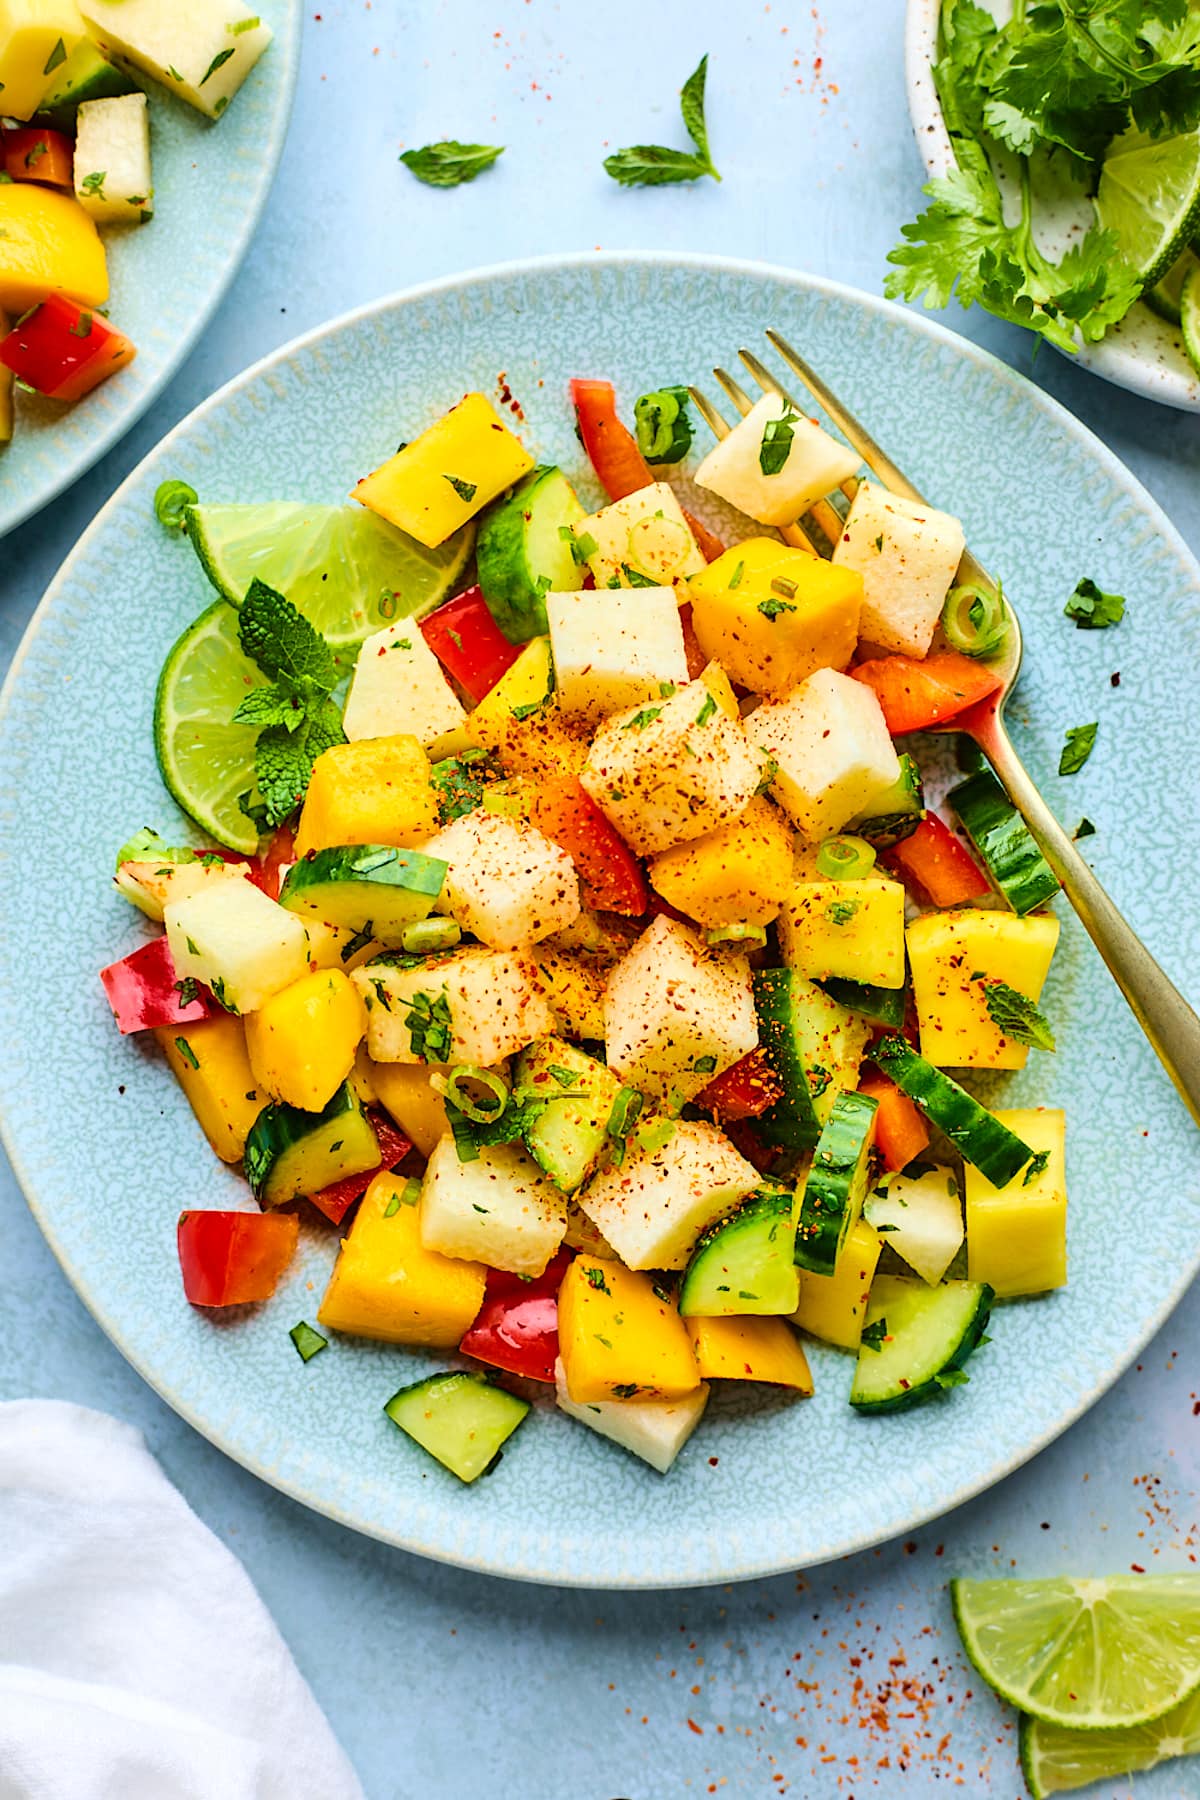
[3,5,1199,1796]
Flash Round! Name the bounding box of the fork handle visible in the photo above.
[977,718,1200,1128]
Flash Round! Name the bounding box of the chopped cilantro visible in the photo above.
[1073,817,1096,841]
[695,692,717,726]
[759,404,799,477]
[826,899,859,925]
[727,560,745,590]
[200,46,236,84]
[585,1267,611,1294]
[443,473,478,503]
[1059,722,1097,776]
[1065,577,1125,630]
[622,706,662,731]
[174,1037,200,1071]
[860,1317,888,1352]
[758,597,796,621]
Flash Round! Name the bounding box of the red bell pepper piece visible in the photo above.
[0,294,136,404]
[570,377,654,501]
[530,775,647,915]
[100,935,217,1035]
[254,824,296,900]
[851,651,1002,735]
[858,1071,930,1173]
[697,1049,783,1122]
[681,509,725,563]
[305,1111,412,1225]
[883,814,990,907]
[459,1248,573,1384]
[421,585,523,704]
[177,1210,299,1308]
[1,126,74,189]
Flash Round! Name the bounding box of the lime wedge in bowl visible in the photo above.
[1181,263,1200,374]
[1096,128,1200,291]
[1145,247,1200,324]
[1020,1683,1200,1797]
[154,600,269,855]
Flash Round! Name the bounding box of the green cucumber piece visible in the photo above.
[752,968,824,1158]
[679,1188,799,1317]
[244,1082,379,1207]
[476,465,585,643]
[794,1091,878,1275]
[512,1037,622,1193]
[384,1370,530,1482]
[279,845,446,946]
[849,1274,993,1412]
[850,753,925,848]
[816,975,908,1029]
[871,1034,1036,1187]
[949,769,1059,916]
[35,39,137,130]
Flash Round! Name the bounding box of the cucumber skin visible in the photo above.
[817,976,907,1029]
[794,1091,878,1276]
[383,1370,529,1482]
[476,466,584,644]
[279,846,446,937]
[949,770,1059,917]
[853,754,924,849]
[872,1034,1035,1188]
[753,968,823,1158]
[679,1189,797,1316]
[243,1082,377,1206]
[849,1285,994,1414]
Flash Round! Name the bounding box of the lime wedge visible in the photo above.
[1096,128,1200,291]
[1181,263,1200,375]
[1020,1684,1200,1797]
[184,502,474,651]
[154,600,269,854]
[952,1575,1200,1732]
[1144,247,1200,324]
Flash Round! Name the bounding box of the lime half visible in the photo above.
[1144,247,1200,324]
[154,600,268,854]
[1020,1683,1200,1797]
[184,502,474,651]
[952,1575,1200,1732]
[1181,263,1200,376]
[1096,128,1200,291]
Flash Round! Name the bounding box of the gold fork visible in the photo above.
[690,332,1200,1128]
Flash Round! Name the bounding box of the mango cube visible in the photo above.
[465,635,590,780]
[155,1014,263,1164]
[0,0,85,119]
[294,735,438,856]
[965,1107,1066,1297]
[791,1217,882,1349]
[557,1257,702,1402]
[244,969,366,1112]
[353,393,534,548]
[648,795,794,928]
[0,185,107,313]
[688,1315,814,1391]
[318,1172,486,1347]
[688,539,863,696]
[367,1057,450,1158]
[534,950,607,1042]
[777,876,907,988]
[907,909,1061,1070]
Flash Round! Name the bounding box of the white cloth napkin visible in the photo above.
[0,1400,364,1800]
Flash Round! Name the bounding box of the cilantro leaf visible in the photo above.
[1064,577,1126,629]
[604,54,721,187]
[759,404,799,476]
[400,141,504,187]
[860,1317,888,1352]
[238,580,337,692]
[1059,721,1098,775]
[977,977,1057,1052]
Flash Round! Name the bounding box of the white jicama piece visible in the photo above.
[832,482,966,657]
[546,587,689,722]
[694,394,860,528]
[342,621,467,751]
[423,810,580,950]
[864,1166,964,1286]
[579,1117,759,1270]
[352,946,554,1065]
[73,94,153,223]
[419,1138,567,1277]
[165,880,309,1014]
[604,913,758,1105]
[115,855,251,922]
[748,666,901,839]
[573,481,706,588]
[79,0,273,121]
[554,1357,709,1473]
[300,916,381,973]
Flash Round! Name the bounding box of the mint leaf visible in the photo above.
[1059,721,1097,776]
[253,698,346,828]
[238,580,337,693]
[400,141,504,187]
[1064,577,1126,629]
[679,53,717,172]
[604,53,721,187]
[232,681,309,731]
[976,977,1056,1052]
[860,1317,888,1352]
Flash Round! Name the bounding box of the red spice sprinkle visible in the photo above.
[1132,1563,1146,1573]
[687,1718,704,1735]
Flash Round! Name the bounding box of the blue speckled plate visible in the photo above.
[2,255,1198,1589]
[0,0,300,539]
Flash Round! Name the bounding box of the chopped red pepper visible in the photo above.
[681,509,725,563]
[254,824,296,901]
[697,1049,783,1122]
[676,601,709,680]
[305,1111,412,1225]
[883,814,990,907]
[569,377,653,501]
[530,775,647,915]
[0,294,136,403]
[100,935,217,1035]
[1,126,74,190]
[177,1210,299,1308]
[858,1071,930,1173]
[851,651,1002,735]
[421,585,523,704]
[459,1248,573,1384]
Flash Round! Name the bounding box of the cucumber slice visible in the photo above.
[849,753,924,849]
[679,1188,799,1317]
[752,968,825,1158]
[244,1081,379,1207]
[512,1037,622,1193]
[1144,247,1200,324]
[1182,262,1200,376]
[35,38,136,130]
[794,1091,878,1275]
[816,975,907,1029]
[384,1370,530,1482]
[279,845,447,947]
[949,769,1059,916]
[871,1034,1036,1188]
[476,466,586,644]
[1095,126,1200,291]
[849,1274,993,1413]
[154,600,269,856]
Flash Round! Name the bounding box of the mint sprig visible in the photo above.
[233,580,345,828]
[604,54,721,188]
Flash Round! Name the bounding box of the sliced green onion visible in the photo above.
[289,1320,328,1362]
[633,386,693,464]
[941,582,1009,659]
[154,479,198,530]
[816,835,877,880]
[400,917,461,954]
[444,1064,510,1123]
[482,783,526,819]
[605,1086,643,1141]
[383,1177,421,1216]
[706,922,768,947]
[635,1117,676,1156]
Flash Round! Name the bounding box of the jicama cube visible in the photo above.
[343,621,467,751]
[648,795,794,928]
[688,538,863,695]
[546,587,688,722]
[831,482,966,657]
[604,914,758,1104]
[165,880,309,1014]
[423,809,580,949]
[419,1138,567,1277]
[554,1357,708,1473]
[694,394,860,528]
[776,876,907,987]
[79,0,273,121]
[965,1108,1066,1296]
[579,1117,759,1270]
[73,94,152,223]
[353,393,533,548]
[115,855,251,922]
[864,1166,964,1285]
[0,0,86,120]
[747,666,901,840]
[573,482,706,588]
[907,910,1060,1070]
[353,946,553,1065]
[581,675,763,857]
[367,1058,450,1157]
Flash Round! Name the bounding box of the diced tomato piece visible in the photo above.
[677,600,708,680]
[254,824,296,900]
[305,1112,412,1225]
[697,1049,783,1122]
[681,509,725,564]
[100,935,217,1035]
[720,1118,782,1177]
[531,775,648,915]
[177,1211,299,1308]
[858,1071,930,1173]
[851,651,1002,735]
[459,1248,573,1383]
[2,126,74,190]
[0,294,136,403]
[421,586,523,703]
[883,814,990,907]
[569,377,654,501]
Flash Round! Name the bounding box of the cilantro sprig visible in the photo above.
[233,580,346,829]
[1064,577,1126,629]
[604,55,721,188]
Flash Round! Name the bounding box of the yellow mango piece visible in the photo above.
[534,950,606,1041]
[689,539,863,696]
[367,1057,450,1158]
[155,1015,263,1164]
[244,969,366,1111]
[318,1172,485,1346]
[648,795,794,927]
[558,1257,701,1402]
[352,392,534,548]
[792,1217,882,1350]
[688,1315,814,1390]
[965,1107,1066,1297]
[466,636,589,778]
[350,1043,378,1107]
[698,660,740,720]
[777,877,906,987]
[0,184,107,313]
[0,0,85,119]
[907,909,1060,1071]
[293,735,438,856]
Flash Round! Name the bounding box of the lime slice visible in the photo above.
[154,600,269,854]
[1181,263,1200,375]
[1144,247,1200,324]
[184,502,474,650]
[952,1575,1200,1732]
[1096,128,1200,291]
[1020,1684,1200,1797]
